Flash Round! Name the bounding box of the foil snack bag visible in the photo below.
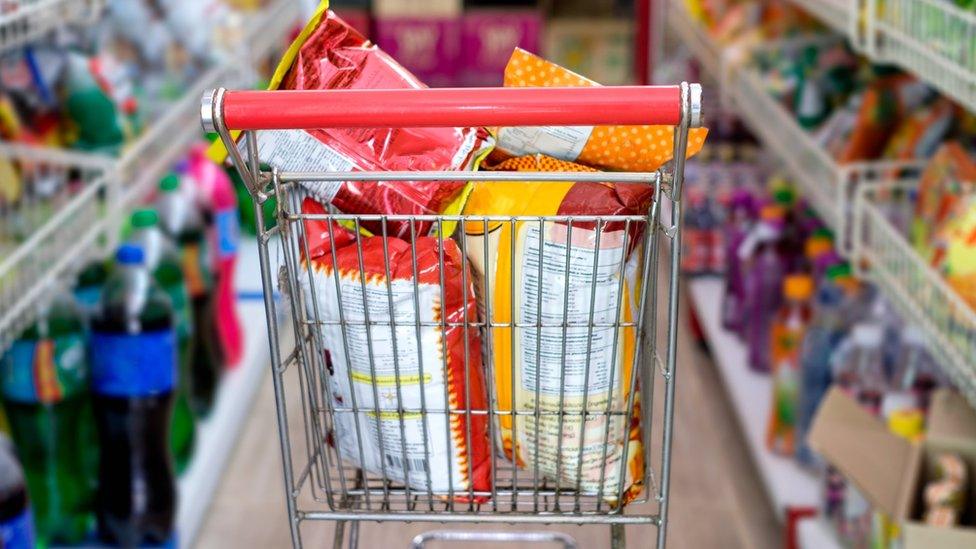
[227,7,492,238]
[462,155,650,504]
[300,198,491,498]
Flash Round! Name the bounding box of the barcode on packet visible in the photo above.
[385,454,429,474]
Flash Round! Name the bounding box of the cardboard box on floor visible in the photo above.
[809,387,976,548]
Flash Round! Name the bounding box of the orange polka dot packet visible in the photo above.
[496,48,708,172]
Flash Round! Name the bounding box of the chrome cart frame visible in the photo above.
[202,83,703,548]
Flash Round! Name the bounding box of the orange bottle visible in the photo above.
[766,274,814,455]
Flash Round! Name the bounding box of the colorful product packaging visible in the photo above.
[911,142,976,264]
[543,18,634,86]
[373,16,462,87]
[214,6,493,239]
[494,49,707,173]
[299,197,491,498]
[461,154,650,504]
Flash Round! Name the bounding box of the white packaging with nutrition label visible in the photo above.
[461,163,651,504]
[298,198,491,499]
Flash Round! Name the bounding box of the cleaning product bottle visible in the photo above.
[766,274,814,455]
[682,187,715,276]
[832,322,888,414]
[184,144,243,367]
[721,188,755,335]
[741,204,787,373]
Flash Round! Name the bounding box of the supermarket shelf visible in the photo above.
[0,144,115,352]
[852,184,976,408]
[176,239,277,546]
[786,0,976,113]
[688,277,821,518]
[0,0,299,355]
[0,0,103,52]
[797,517,842,549]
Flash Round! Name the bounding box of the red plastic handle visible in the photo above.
[218,86,683,130]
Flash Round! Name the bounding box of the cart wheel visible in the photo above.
[610,524,626,549]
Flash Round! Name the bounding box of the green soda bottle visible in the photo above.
[0,296,94,546]
[129,209,196,473]
[157,174,221,417]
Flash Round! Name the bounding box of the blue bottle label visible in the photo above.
[0,508,35,549]
[215,209,239,258]
[0,335,88,403]
[91,330,177,397]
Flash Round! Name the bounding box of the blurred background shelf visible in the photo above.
[0,0,104,53]
[687,277,821,518]
[0,0,299,356]
[797,516,843,549]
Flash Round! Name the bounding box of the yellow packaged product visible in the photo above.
[494,48,707,172]
[462,154,650,504]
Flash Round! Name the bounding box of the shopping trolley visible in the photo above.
[202,83,703,548]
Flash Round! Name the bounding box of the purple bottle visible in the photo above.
[742,205,787,373]
[721,188,756,335]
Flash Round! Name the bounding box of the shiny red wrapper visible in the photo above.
[253,11,491,238]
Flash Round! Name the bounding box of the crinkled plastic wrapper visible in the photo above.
[461,155,649,505]
[299,198,491,500]
[246,10,492,238]
[493,49,707,173]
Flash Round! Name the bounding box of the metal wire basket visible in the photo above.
[203,83,703,548]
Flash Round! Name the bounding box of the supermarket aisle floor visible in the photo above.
[196,286,781,548]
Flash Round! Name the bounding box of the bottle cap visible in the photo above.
[759,204,785,222]
[826,262,852,280]
[130,208,159,228]
[773,187,795,207]
[887,409,925,441]
[159,173,180,192]
[116,244,145,265]
[852,323,884,347]
[805,236,833,259]
[784,274,815,300]
[813,227,834,241]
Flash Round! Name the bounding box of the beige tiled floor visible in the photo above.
[196,286,780,548]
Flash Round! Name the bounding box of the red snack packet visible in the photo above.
[249,10,492,238]
[300,197,491,500]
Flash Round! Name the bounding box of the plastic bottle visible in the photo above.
[62,52,125,153]
[157,174,221,417]
[721,188,755,335]
[891,325,942,411]
[184,145,243,367]
[0,434,34,549]
[832,322,888,414]
[0,297,93,545]
[741,205,787,373]
[766,274,814,455]
[90,245,176,546]
[795,263,858,467]
[129,209,196,473]
[73,260,109,321]
[681,187,716,276]
[802,234,833,276]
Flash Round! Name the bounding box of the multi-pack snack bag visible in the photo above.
[299,198,491,497]
[214,5,492,238]
[493,48,707,173]
[462,155,650,504]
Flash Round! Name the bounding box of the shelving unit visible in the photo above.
[0,0,103,52]
[852,184,976,407]
[0,0,300,357]
[687,277,821,518]
[0,144,114,351]
[668,0,976,408]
